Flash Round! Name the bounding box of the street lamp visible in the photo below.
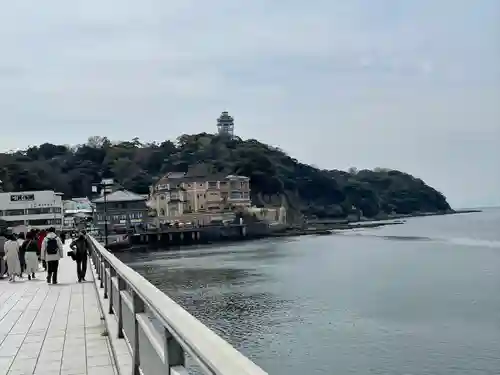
[92,179,114,247]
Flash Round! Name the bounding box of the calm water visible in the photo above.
[118,209,500,375]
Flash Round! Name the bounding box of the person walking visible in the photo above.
[70,232,89,282]
[41,227,63,285]
[16,232,26,277]
[37,229,47,270]
[0,231,7,279]
[21,231,39,280]
[4,234,21,282]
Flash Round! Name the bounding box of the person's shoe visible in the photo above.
[47,276,51,284]
[52,280,58,285]
[28,274,31,280]
[32,273,36,278]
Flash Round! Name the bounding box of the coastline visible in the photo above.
[296,208,483,234]
[106,209,482,252]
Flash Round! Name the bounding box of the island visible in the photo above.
[0,132,452,225]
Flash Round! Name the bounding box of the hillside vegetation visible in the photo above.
[0,133,451,220]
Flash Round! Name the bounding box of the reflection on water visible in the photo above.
[117,240,295,352]
[118,212,500,375]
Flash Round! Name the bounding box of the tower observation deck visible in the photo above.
[216,111,234,138]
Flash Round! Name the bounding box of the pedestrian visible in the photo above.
[40,227,63,285]
[0,231,7,279]
[21,231,39,280]
[70,231,89,282]
[17,232,26,277]
[4,234,21,282]
[37,229,48,270]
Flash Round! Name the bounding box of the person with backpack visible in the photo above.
[70,231,90,282]
[21,231,40,280]
[41,227,64,284]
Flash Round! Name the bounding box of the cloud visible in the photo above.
[0,0,499,207]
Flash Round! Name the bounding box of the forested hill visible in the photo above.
[0,133,451,219]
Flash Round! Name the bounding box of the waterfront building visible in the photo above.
[93,190,148,233]
[0,190,64,230]
[246,206,287,224]
[150,172,251,223]
[63,197,94,229]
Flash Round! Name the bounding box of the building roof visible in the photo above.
[154,172,248,187]
[72,197,91,203]
[93,190,146,203]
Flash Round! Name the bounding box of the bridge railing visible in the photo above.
[87,235,268,375]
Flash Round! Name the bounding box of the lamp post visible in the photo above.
[92,179,114,247]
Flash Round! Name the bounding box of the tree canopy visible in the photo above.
[0,134,451,219]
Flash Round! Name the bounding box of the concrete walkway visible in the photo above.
[0,243,117,375]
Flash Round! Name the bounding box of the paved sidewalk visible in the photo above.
[0,243,117,375]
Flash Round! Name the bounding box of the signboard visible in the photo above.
[10,194,35,202]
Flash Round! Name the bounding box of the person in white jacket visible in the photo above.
[4,234,21,282]
[41,227,64,285]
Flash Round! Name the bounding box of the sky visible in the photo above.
[0,0,499,208]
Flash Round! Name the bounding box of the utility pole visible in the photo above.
[103,187,108,247]
[92,179,113,247]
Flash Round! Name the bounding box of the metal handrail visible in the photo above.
[87,235,268,375]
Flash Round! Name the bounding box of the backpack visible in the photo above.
[46,237,59,255]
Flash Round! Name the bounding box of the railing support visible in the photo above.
[164,329,185,371]
[117,277,126,339]
[132,291,145,375]
[108,267,116,313]
[103,261,108,299]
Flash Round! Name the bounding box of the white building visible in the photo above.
[0,190,64,230]
[63,197,94,229]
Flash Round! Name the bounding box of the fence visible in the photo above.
[87,235,268,375]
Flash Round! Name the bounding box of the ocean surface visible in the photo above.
[117,208,500,375]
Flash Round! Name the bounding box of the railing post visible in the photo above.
[117,277,126,338]
[100,256,104,289]
[108,267,115,314]
[164,329,185,372]
[96,253,101,279]
[132,292,145,375]
[103,261,108,299]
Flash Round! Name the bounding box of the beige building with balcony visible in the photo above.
[150,172,251,222]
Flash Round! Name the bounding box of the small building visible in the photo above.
[0,190,64,230]
[92,190,148,233]
[63,197,94,230]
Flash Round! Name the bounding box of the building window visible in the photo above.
[230,192,242,199]
[160,195,165,200]
[160,209,165,216]
[27,207,52,215]
[27,219,51,226]
[5,209,25,216]
[7,220,25,226]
